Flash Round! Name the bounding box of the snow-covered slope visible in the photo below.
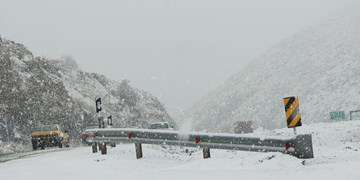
[0,37,172,144]
[189,13,360,131]
[1,120,359,180]
[56,58,172,128]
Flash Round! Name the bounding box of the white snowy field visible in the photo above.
[1,121,360,180]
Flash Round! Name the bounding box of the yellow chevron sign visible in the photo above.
[283,96,302,128]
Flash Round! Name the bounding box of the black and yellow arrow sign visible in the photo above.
[283,96,302,128]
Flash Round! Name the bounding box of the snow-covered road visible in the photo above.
[1,121,360,180]
[0,147,73,163]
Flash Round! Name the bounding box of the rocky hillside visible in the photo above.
[189,14,360,132]
[0,37,173,143]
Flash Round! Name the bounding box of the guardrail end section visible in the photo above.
[292,134,314,159]
[92,143,98,153]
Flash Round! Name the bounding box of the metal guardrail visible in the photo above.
[85,128,314,159]
[0,148,73,163]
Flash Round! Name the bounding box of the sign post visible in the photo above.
[94,97,109,154]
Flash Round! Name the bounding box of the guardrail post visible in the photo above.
[92,143,98,153]
[135,143,143,159]
[100,143,107,155]
[203,147,211,159]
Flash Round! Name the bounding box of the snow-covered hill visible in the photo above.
[1,120,359,180]
[0,37,173,145]
[188,13,360,131]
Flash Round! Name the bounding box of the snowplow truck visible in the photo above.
[31,124,70,150]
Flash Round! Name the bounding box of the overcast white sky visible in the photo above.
[0,0,357,114]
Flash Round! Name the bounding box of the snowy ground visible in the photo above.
[1,121,360,180]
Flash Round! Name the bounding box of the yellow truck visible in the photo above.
[31,124,70,150]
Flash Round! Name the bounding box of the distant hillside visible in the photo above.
[189,14,360,132]
[0,37,173,144]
